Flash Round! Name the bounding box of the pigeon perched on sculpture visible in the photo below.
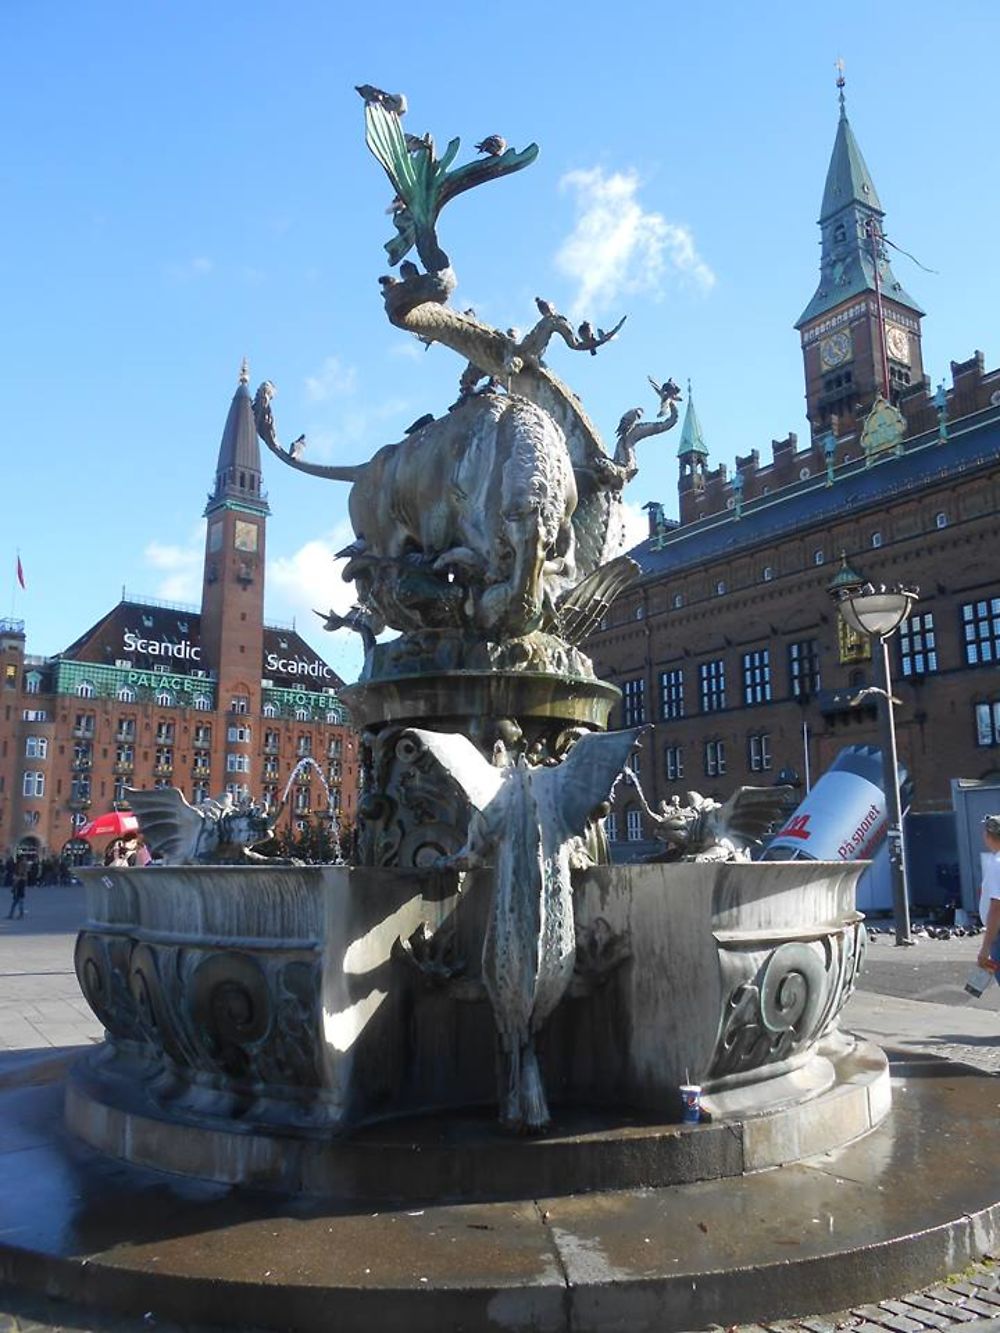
[475,135,507,156]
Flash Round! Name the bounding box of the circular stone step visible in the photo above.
[65,1035,889,1199]
[1,1045,997,1333]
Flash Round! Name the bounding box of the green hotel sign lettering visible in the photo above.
[126,670,201,693]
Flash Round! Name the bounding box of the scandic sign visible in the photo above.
[123,630,201,661]
[265,652,335,680]
[122,630,333,680]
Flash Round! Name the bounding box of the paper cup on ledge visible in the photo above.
[680,1084,702,1123]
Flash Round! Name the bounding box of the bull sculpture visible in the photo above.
[254,383,578,640]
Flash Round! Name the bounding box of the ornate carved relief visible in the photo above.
[708,936,841,1085]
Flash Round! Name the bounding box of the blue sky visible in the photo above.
[4,1,998,684]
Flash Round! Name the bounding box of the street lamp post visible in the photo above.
[834,583,919,946]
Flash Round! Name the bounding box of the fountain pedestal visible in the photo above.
[69,859,877,1193]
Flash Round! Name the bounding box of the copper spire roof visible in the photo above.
[796,86,922,329]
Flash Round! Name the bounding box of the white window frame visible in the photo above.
[705,739,726,777]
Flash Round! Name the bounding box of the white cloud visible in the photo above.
[620,500,651,553]
[267,523,357,629]
[304,356,358,402]
[556,168,715,319]
[143,537,202,603]
[164,255,213,282]
[389,338,424,362]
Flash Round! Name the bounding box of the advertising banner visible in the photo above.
[768,769,887,862]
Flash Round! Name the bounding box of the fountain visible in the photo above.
[277,754,345,864]
[4,86,997,1333]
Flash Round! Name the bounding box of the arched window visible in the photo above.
[935,512,948,529]
[192,695,211,711]
[294,707,310,721]
[762,566,774,582]
[262,702,277,718]
[871,531,883,549]
[156,690,174,707]
[76,681,95,698]
[117,686,135,702]
[672,593,684,609]
[813,550,825,566]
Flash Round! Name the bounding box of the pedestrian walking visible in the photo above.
[975,813,1000,980]
[7,866,26,919]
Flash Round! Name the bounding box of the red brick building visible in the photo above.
[588,94,1000,868]
[0,366,358,864]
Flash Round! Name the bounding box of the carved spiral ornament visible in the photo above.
[759,942,824,1035]
[190,953,271,1078]
[710,939,831,1083]
[395,734,423,765]
[75,933,120,1034]
[128,943,164,1041]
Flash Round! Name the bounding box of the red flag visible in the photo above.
[16,555,25,590]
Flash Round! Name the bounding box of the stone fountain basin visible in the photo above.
[69,860,878,1194]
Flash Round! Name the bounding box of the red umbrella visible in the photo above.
[75,810,140,842]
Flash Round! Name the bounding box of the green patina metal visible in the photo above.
[677,385,708,458]
[364,102,538,270]
[796,92,922,329]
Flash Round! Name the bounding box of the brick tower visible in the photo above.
[199,361,270,784]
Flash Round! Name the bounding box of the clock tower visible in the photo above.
[200,362,270,739]
[795,79,925,439]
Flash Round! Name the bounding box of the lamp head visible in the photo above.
[835,582,918,638]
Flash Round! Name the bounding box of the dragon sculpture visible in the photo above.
[391,725,642,1133]
[126,787,282,865]
[251,92,681,652]
[624,777,795,862]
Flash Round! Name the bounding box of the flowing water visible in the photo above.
[279,755,345,863]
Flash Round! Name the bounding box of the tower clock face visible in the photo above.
[819,331,852,370]
[886,325,910,364]
[234,520,258,553]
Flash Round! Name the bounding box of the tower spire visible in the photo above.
[677,380,708,458]
[205,368,269,517]
[795,87,922,330]
[796,83,927,437]
[835,56,846,116]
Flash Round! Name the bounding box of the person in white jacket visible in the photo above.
[976,813,1000,979]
